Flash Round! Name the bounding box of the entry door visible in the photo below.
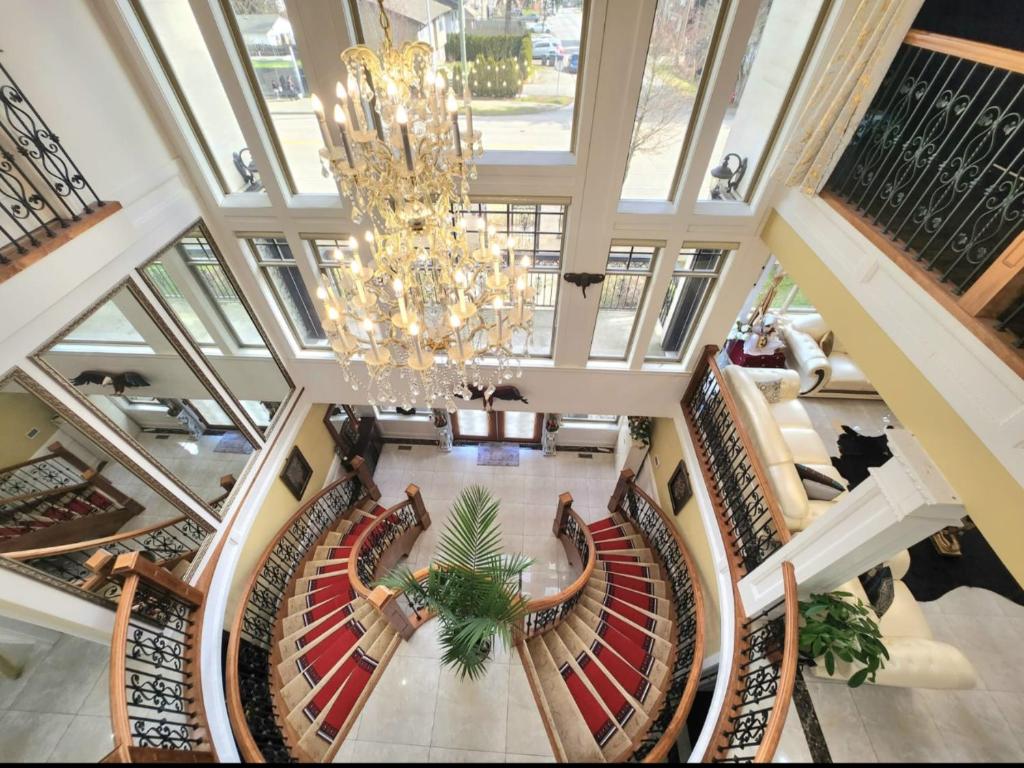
[453,410,541,443]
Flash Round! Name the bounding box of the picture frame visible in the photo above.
[668,460,692,515]
[280,446,313,501]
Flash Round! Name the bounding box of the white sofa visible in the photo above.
[721,365,847,532]
[809,549,979,689]
[778,313,880,398]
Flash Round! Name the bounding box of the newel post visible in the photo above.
[552,492,573,536]
[608,468,635,513]
[406,484,431,530]
[369,585,416,640]
[351,455,380,501]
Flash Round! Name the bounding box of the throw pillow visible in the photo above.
[795,463,846,501]
[820,330,835,356]
[755,379,782,404]
[859,564,895,617]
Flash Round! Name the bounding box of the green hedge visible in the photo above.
[447,57,523,99]
[445,33,532,80]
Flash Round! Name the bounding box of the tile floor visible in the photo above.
[335,442,618,763]
[800,396,900,455]
[779,586,1024,763]
[0,617,113,763]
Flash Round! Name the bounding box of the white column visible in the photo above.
[738,429,966,615]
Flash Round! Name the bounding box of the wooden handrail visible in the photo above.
[3,515,191,561]
[0,481,91,508]
[904,29,1024,74]
[612,474,707,764]
[522,496,596,616]
[0,449,67,476]
[691,347,791,549]
[348,494,418,599]
[754,562,799,763]
[226,459,375,762]
[107,552,211,762]
[703,562,798,763]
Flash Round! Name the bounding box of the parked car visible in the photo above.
[525,20,551,34]
[531,37,566,65]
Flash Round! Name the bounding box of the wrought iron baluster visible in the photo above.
[0,59,103,220]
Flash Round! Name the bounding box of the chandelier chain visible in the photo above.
[375,0,393,49]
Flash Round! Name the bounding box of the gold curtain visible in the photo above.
[779,0,923,195]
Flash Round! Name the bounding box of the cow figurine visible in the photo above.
[465,384,529,411]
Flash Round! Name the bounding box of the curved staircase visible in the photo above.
[519,475,705,763]
[272,500,401,761]
[224,456,705,763]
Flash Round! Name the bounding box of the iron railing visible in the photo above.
[0,443,142,546]
[683,347,790,574]
[609,475,705,762]
[521,494,595,638]
[105,552,213,762]
[226,458,376,763]
[5,516,209,597]
[0,58,104,259]
[824,32,1024,311]
[706,562,799,763]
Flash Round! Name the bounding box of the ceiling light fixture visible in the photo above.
[311,0,534,411]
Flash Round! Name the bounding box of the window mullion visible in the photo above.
[187,0,290,209]
[628,235,684,369]
[672,0,761,211]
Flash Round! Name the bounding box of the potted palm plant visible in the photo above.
[377,485,533,680]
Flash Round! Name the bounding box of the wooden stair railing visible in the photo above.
[0,441,143,551]
[226,456,378,763]
[704,562,799,763]
[519,492,596,640]
[348,484,432,639]
[682,346,790,579]
[682,346,800,762]
[610,472,707,762]
[3,515,209,595]
[101,552,214,763]
[821,30,1024,377]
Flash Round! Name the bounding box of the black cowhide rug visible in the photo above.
[830,424,1024,607]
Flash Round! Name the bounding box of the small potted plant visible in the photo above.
[798,590,889,687]
[628,416,652,448]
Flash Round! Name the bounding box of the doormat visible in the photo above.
[477,442,519,467]
[214,432,254,455]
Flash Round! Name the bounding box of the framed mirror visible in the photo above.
[137,222,294,435]
[0,370,213,605]
[33,280,260,516]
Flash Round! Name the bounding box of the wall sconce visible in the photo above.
[709,153,748,200]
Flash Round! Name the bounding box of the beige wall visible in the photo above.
[764,211,1024,583]
[0,393,60,468]
[227,404,338,616]
[649,417,721,654]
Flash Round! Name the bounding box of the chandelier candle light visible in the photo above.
[311,0,536,412]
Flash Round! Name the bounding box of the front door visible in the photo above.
[452,410,541,443]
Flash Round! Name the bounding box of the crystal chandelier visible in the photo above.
[310,1,535,412]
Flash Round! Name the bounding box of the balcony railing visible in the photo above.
[823,30,1024,373]
[0,57,116,271]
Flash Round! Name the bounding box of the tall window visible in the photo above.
[132,0,259,195]
[309,237,355,297]
[647,246,728,361]
[698,0,827,201]
[456,201,567,357]
[145,231,264,348]
[621,0,728,201]
[563,413,619,424]
[222,0,334,193]
[590,244,658,360]
[247,236,326,347]
[349,0,587,153]
[752,257,814,315]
